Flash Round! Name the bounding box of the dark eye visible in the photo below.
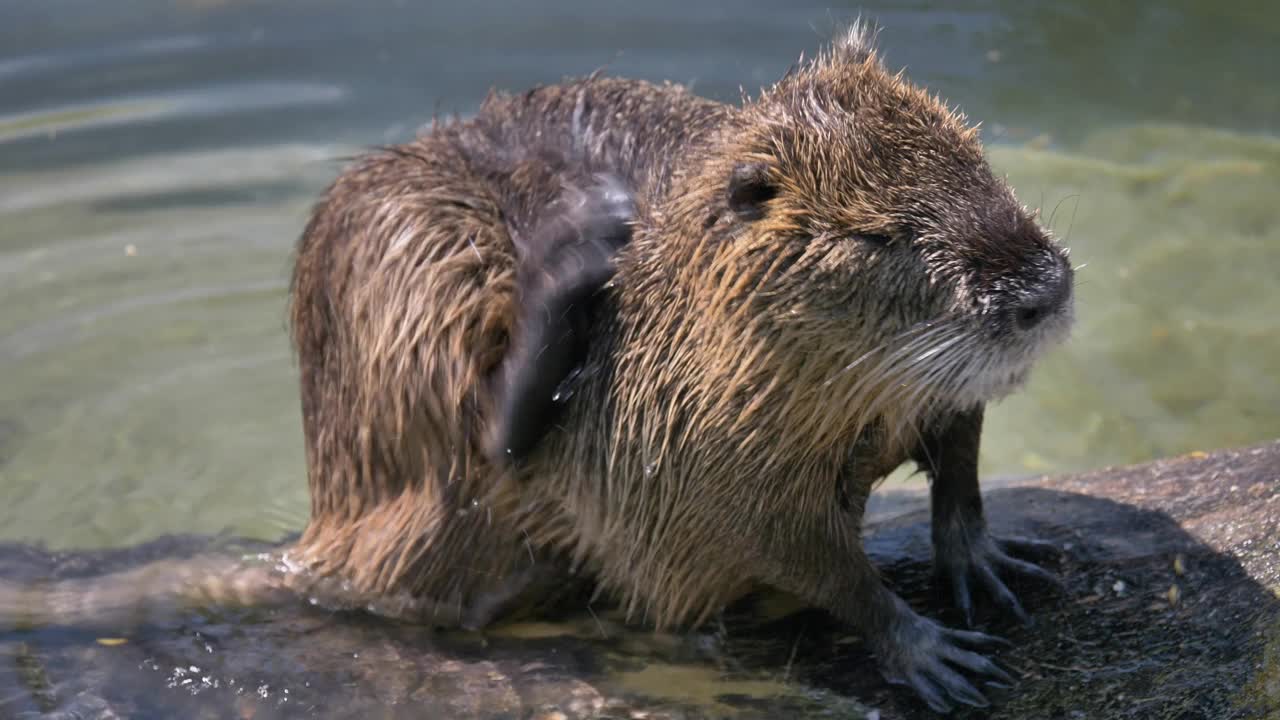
[856,233,894,246]
[726,162,777,221]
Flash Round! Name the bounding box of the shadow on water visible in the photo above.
[1,479,1276,719]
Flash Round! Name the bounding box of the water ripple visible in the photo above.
[0,34,216,81]
[0,82,347,145]
[0,280,287,362]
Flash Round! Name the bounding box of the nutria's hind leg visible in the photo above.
[913,406,1064,628]
[485,175,635,465]
[459,558,587,630]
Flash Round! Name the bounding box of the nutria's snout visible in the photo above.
[973,241,1075,346]
[1008,254,1074,334]
[955,245,1074,405]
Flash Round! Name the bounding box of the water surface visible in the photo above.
[1,0,1277,552]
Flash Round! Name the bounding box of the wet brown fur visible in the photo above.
[286,23,1072,648]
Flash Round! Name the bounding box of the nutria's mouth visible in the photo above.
[822,291,1073,428]
[962,293,1075,405]
[959,249,1076,404]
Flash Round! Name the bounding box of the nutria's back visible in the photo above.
[461,78,728,219]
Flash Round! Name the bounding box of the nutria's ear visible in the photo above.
[727,161,777,221]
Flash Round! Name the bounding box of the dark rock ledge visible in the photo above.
[2,441,1278,719]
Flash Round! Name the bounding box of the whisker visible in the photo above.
[822,314,996,452]
[823,319,948,387]
[962,340,999,406]
[877,322,964,368]
[898,326,989,441]
[824,344,888,388]
[922,339,971,390]
[897,328,968,373]
[837,328,962,412]
[1063,194,1082,245]
[901,335,973,419]
[928,340,980,418]
[854,331,969,436]
[1047,193,1080,234]
[914,364,969,429]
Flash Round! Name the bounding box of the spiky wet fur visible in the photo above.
[286,24,1071,631]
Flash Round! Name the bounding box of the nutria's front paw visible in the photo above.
[934,525,1063,628]
[873,603,1013,714]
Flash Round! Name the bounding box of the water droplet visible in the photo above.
[552,366,585,402]
[644,461,659,478]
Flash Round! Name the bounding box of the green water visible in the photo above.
[1,0,1277,550]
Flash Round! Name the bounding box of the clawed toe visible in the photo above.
[877,610,1015,714]
[937,530,1064,627]
[904,664,988,714]
[996,535,1061,563]
[975,561,1031,626]
[942,626,1011,650]
[997,551,1066,593]
[938,638,1015,686]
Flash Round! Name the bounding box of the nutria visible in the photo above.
[1,24,1074,713]
[284,23,1073,711]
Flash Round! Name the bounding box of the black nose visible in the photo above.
[1013,259,1073,331]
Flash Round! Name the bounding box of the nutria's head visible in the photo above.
[642,24,1073,446]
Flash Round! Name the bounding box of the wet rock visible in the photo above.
[24,691,120,720]
[1,442,1278,718]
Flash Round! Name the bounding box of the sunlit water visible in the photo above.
[1,0,1277,557]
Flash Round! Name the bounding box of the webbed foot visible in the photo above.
[873,596,1014,713]
[934,525,1064,628]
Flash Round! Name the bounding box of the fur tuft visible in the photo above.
[830,18,881,65]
